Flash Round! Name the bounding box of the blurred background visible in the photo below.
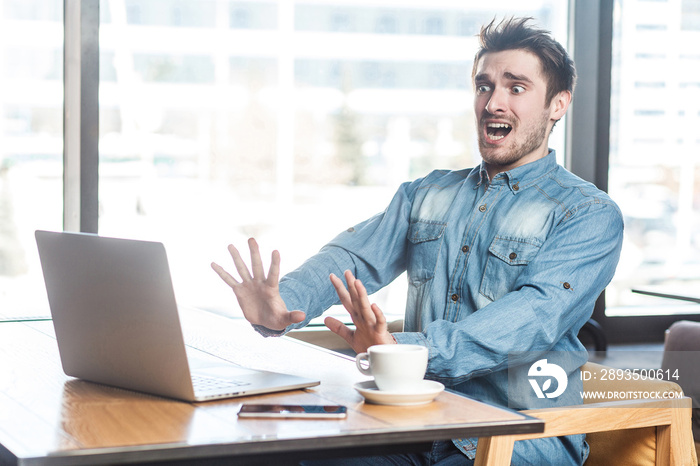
[0,0,698,328]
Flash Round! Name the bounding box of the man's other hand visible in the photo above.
[325,270,396,354]
[211,238,305,331]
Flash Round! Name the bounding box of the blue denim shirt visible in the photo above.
[273,150,623,460]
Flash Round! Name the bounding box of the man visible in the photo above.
[212,17,623,465]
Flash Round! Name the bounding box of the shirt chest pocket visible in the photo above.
[480,236,542,302]
[406,221,446,285]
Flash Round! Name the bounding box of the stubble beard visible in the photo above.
[478,110,551,170]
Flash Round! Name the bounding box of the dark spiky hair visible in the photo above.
[472,17,577,105]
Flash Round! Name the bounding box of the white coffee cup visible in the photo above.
[355,344,428,392]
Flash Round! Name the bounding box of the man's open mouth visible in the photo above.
[486,122,512,141]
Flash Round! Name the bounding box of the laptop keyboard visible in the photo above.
[192,375,250,393]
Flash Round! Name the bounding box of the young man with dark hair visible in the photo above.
[213,17,623,464]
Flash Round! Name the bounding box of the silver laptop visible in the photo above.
[35,230,319,402]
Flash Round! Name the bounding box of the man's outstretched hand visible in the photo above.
[325,270,396,354]
[211,238,305,331]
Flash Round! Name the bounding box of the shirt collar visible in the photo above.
[475,149,558,193]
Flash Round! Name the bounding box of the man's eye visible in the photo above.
[476,84,491,94]
[512,85,526,94]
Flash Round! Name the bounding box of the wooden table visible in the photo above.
[0,309,543,465]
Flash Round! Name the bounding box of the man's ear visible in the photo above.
[550,90,572,121]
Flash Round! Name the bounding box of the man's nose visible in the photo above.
[485,88,507,114]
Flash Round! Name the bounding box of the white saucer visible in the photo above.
[353,380,445,406]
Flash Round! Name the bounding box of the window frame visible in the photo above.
[567,0,700,343]
[63,0,99,233]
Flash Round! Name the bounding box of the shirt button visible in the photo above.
[451,293,459,302]
[347,227,355,232]
[462,245,469,253]
[563,282,571,290]
[513,183,520,191]
[478,204,487,212]
[509,252,517,261]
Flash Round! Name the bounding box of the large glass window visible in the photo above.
[0,1,63,320]
[607,0,700,317]
[97,0,569,322]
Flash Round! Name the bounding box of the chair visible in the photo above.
[662,320,700,462]
[475,361,697,465]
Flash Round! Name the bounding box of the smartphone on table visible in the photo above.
[237,404,348,419]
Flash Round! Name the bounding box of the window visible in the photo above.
[681,0,700,30]
[0,1,569,325]
[376,14,397,34]
[606,0,700,325]
[0,1,63,320]
[425,17,444,35]
[95,1,569,321]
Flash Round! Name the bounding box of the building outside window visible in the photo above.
[606,0,700,319]
[0,0,63,319]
